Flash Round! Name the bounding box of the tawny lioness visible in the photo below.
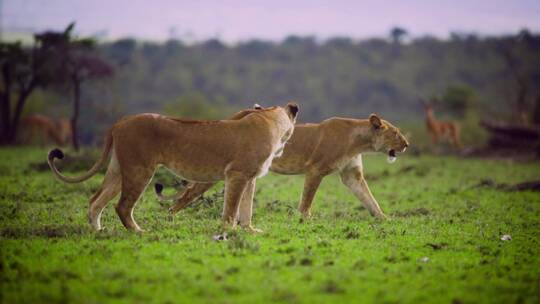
[156,105,408,220]
[48,103,299,232]
[20,114,72,146]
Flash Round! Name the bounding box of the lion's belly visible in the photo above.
[162,163,224,183]
[270,157,306,175]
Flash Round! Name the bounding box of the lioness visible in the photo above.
[156,106,408,219]
[48,103,299,232]
[20,114,72,146]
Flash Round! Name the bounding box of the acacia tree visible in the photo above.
[36,23,113,150]
[390,27,408,44]
[0,42,44,144]
[497,32,535,124]
[0,23,111,146]
[67,53,113,150]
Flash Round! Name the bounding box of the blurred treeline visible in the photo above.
[25,30,540,144]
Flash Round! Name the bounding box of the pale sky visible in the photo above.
[3,0,540,43]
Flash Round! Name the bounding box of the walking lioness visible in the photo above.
[48,103,299,232]
[156,106,408,219]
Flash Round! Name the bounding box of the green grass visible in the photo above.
[1,147,540,303]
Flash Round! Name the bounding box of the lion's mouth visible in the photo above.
[387,149,397,163]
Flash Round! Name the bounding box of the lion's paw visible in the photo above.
[300,210,312,219]
[243,225,264,234]
[376,213,390,221]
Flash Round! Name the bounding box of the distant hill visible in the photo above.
[92,33,540,123]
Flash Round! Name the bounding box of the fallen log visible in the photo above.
[480,120,540,140]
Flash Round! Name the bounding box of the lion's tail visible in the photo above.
[47,129,114,184]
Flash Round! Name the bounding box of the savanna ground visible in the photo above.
[1,147,539,303]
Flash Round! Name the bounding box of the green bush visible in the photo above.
[439,85,476,117]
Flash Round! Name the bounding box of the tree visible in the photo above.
[37,23,114,150]
[390,27,408,44]
[498,39,529,124]
[0,39,50,144]
[105,38,137,66]
[68,53,114,150]
[533,95,540,125]
[0,42,26,144]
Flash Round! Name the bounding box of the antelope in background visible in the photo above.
[420,99,462,150]
[20,114,72,147]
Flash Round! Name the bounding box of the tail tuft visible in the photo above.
[154,183,164,195]
[48,148,64,161]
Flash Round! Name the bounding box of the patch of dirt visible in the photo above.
[299,258,313,266]
[222,285,240,294]
[271,289,298,303]
[225,267,240,275]
[474,179,540,192]
[324,260,335,266]
[285,256,296,266]
[384,254,410,263]
[321,280,345,294]
[276,246,295,254]
[426,242,448,250]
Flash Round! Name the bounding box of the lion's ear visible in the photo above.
[369,114,382,129]
[253,103,263,110]
[286,102,299,119]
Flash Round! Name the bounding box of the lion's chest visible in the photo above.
[257,155,273,178]
[257,141,285,178]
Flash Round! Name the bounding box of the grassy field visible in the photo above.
[1,147,540,303]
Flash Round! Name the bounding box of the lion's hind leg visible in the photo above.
[168,182,215,214]
[115,167,155,232]
[298,172,324,218]
[88,163,121,231]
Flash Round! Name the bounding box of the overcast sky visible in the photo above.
[3,0,540,43]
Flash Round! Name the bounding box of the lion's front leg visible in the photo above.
[222,172,250,230]
[237,179,262,233]
[339,165,387,220]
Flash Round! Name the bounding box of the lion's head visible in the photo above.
[368,114,409,163]
[274,102,298,157]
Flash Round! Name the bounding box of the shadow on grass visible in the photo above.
[0,224,92,238]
